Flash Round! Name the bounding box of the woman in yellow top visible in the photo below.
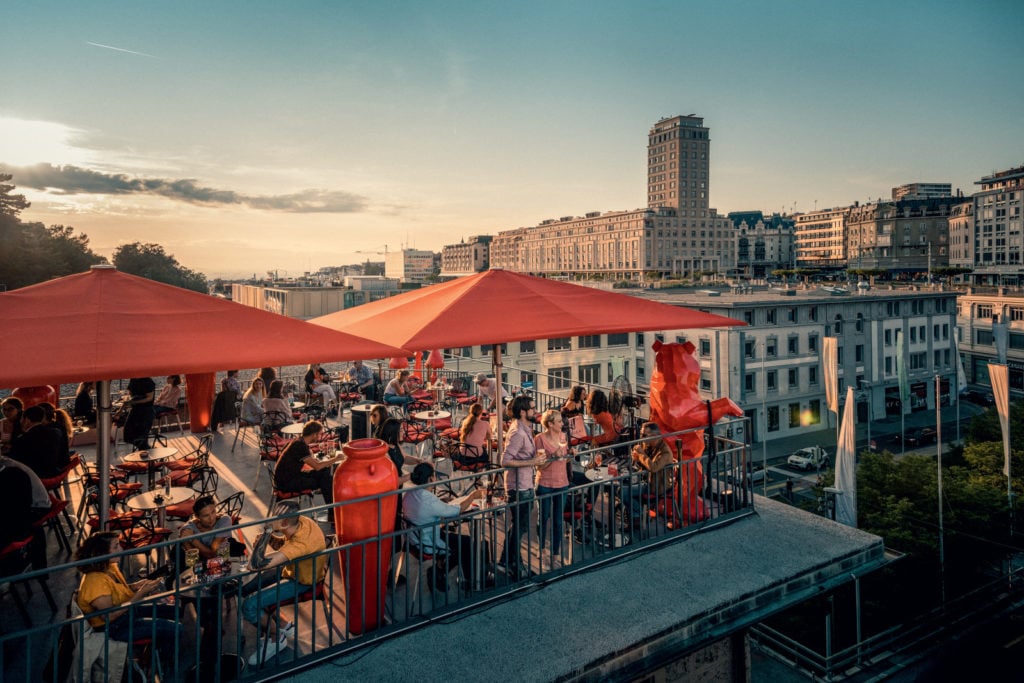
[75,531,180,643]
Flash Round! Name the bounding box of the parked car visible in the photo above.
[962,389,995,407]
[901,427,937,448]
[786,446,829,471]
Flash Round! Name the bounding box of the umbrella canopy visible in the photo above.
[0,265,407,387]
[311,269,743,350]
[312,269,744,458]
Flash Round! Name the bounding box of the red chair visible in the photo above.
[33,494,72,552]
[271,486,315,509]
[38,453,83,532]
[165,434,212,472]
[0,534,57,624]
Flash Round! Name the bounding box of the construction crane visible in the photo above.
[355,244,389,255]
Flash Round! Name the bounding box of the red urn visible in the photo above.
[333,438,399,634]
[11,385,58,409]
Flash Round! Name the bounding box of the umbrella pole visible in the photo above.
[493,345,503,466]
[97,380,112,530]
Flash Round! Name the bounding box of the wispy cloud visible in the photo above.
[86,42,157,59]
[2,163,369,214]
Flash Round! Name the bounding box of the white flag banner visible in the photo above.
[956,338,967,395]
[823,336,839,415]
[834,386,858,527]
[989,362,1011,477]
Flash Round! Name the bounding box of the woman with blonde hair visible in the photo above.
[534,409,570,567]
[241,376,267,424]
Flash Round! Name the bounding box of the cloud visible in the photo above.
[1,163,368,213]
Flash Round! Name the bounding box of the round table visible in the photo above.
[280,422,305,437]
[126,486,196,563]
[289,401,306,411]
[584,466,610,482]
[413,409,451,423]
[123,447,179,489]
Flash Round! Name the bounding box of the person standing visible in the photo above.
[74,382,96,425]
[499,395,545,579]
[475,373,506,411]
[534,409,570,568]
[123,376,156,449]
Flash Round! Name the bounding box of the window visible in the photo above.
[700,339,711,357]
[767,370,777,391]
[745,373,756,393]
[745,340,756,359]
[977,329,993,345]
[700,369,711,392]
[885,356,893,375]
[788,337,799,355]
[788,368,798,388]
[834,315,843,334]
[578,363,601,384]
[547,337,572,351]
[578,335,601,349]
[768,406,780,432]
[766,309,777,325]
[637,359,646,381]
[636,333,645,349]
[547,367,570,390]
[519,340,536,354]
[808,367,818,385]
[766,338,778,358]
[910,327,917,343]
[607,333,629,346]
[977,304,993,319]
[855,345,864,362]
[743,311,754,325]
[461,346,472,358]
[808,399,821,425]
[789,403,801,428]
[837,346,844,364]
[809,306,818,322]
[480,343,508,356]
[855,313,864,332]
[808,335,818,353]
[787,308,797,323]
[884,329,892,346]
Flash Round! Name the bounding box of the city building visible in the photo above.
[385,248,436,283]
[440,235,492,277]
[794,207,849,272]
[487,115,735,281]
[968,166,1024,285]
[948,201,975,269]
[892,182,952,201]
[231,279,399,319]
[728,211,796,278]
[845,197,960,274]
[957,289,1024,394]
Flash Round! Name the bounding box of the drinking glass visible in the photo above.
[579,454,591,470]
[594,453,603,468]
[185,548,199,570]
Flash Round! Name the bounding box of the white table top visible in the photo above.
[350,403,374,413]
[126,486,195,510]
[280,423,305,436]
[413,410,451,421]
[289,401,306,410]
[123,447,178,464]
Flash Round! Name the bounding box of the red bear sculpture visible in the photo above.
[648,340,743,523]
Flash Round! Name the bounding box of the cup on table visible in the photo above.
[594,453,603,468]
[185,548,199,570]
[608,462,619,477]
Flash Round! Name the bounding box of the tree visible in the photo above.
[0,219,107,290]
[0,174,30,217]
[113,242,208,293]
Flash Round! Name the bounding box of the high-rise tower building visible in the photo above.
[647,115,710,213]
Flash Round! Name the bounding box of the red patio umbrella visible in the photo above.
[0,265,407,526]
[312,269,744,454]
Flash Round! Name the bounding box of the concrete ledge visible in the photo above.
[287,497,884,682]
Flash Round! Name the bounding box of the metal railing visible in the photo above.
[0,418,754,682]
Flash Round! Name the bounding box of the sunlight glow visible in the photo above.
[0,117,94,167]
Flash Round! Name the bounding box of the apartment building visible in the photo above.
[385,248,435,283]
[440,235,492,277]
[728,211,796,277]
[970,166,1024,285]
[957,289,1024,393]
[231,279,398,319]
[892,183,952,201]
[487,115,735,281]
[794,208,849,272]
[845,197,960,273]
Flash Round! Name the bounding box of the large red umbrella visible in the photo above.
[312,269,744,453]
[0,265,407,526]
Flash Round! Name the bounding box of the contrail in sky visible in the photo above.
[86,42,157,59]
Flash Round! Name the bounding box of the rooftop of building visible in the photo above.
[630,284,958,308]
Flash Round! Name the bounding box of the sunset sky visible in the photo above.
[2,1,1021,278]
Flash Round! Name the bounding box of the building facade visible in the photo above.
[486,115,735,281]
[794,208,849,272]
[231,280,398,319]
[728,211,796,277]
[440,235,492,277]
[969,166,1024,285]
[845,198,959,274]
[892,183,952,201]
[957,289,1024,394]
[385,248,435,283]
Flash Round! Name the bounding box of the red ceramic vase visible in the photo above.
[333,438,399,634]
[12,385,58,409]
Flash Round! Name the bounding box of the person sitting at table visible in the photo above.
[0,456,51,556]
[560,385,586,420]
[152,375,182,421]
[241,377,267,424]
[586,388,622,449]
[304,363,337,407]
[178,495,234,562]
[457,403,491,471]
[403,463,489,593]
[76,531,180,650]
[475,373,506,411]
[41,402,74,455]
[347,360,375,400]
[273,421,340,506]
[74,382,97,426]
[9,405,65,479]
[123,376,156,449]
[261,380,293,429]
[1,397,24,456]
[243,502,327,665]
[383,370,414,411]
[629,422,675,504]
[369,404,405,474]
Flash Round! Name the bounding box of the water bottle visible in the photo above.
[164,476,171,496]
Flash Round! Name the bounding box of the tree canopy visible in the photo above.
[113,242,208,293]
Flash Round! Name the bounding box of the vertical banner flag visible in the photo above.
[993,316,1009,365]
[834,386,858,527]
[897,333,910,415]
[823,336,838,416]
[956,338,967,396]
[989,362,1011,477]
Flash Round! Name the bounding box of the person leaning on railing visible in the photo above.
[75,532,180,646]
[242,502,328,665]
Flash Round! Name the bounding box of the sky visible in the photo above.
[2,1,1022,279]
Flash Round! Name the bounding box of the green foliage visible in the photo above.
[0,217,107,290]
[965,400,1023,443]
[0,174,30,217]
[113,242,208,293]
[362,260,384,276]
